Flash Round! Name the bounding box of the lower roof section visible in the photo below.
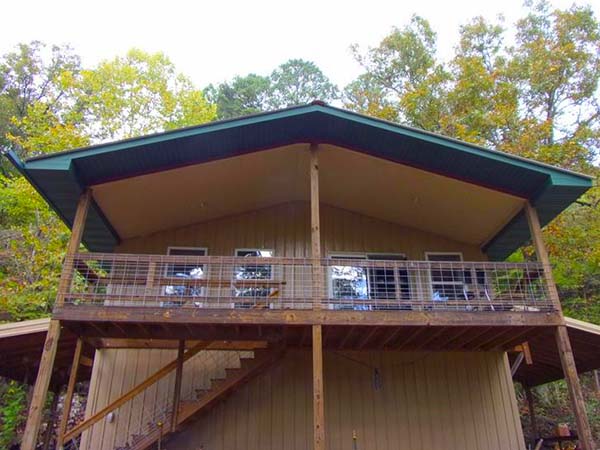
[6,104,593,259]
[0,318,93,388]
[513,317,600,386]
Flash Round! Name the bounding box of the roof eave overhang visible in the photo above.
[6,105,593,258]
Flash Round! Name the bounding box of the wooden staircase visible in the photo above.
[117,344,285,450]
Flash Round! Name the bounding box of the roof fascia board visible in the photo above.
[23,105,323,169]
[22,105,592,188]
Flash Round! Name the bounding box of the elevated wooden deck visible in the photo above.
[57,252,557,327]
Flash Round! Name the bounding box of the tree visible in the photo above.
[348,15,450,130]
[267,59,338,109]
[507,1,600,171]
[0,175,68,321]
[0,41,82,165]
[442,16,520,147]
[71,49,216,141]
[205,59,338,119]
[205,74,271,120]
[343,73,399,122]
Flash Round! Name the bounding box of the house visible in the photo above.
[6,102,596,450]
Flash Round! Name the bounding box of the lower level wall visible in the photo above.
[82,349,525,450]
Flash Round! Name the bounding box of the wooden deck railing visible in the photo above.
[57,252,556,313]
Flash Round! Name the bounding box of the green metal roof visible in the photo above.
[5,103,593,260]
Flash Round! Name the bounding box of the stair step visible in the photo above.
[195,388,209,398]
[117,346,281,450]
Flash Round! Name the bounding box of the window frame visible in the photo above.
[164,246,209,299]
[425,252,465,301]
[327,252,408,301]
[328,252,369,301]
[233,248,275,299]
[366,253,409,301]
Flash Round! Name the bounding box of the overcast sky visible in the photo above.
[1,0,597,89]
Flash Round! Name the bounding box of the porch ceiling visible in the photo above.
[91,144,524,245]
[7,103,592,259]
[92,144,309,239]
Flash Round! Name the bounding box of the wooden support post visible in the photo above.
[21,190,91,450]
[313,324,325,450]
[56,338,83,449]
[524,202,561,311]
[56,190,93,307]
[41,391,60,450]
[525,385,538,439]
[524,202,595,450]
[310,143,322,310]
[555,326,595,450]
[21,320,62,450]
[171,340,185,432]
[594,370,600,397]
[525,202,595,450]
[310,144,325,449]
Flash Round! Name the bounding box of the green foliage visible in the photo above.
[519,374,600,443]
[206,58,338,119]
[0,176,68,321]
[71,49,216,141]
[343,74,398,121]
[205,73,271,120]
[267,59,338,109]
[0,41,81,168]
[507,1,600,169]
[0,380,27,448]
[349,15,450,129]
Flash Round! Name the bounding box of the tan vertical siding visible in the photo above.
[117,202,485,260]
[80,349,248,450]
[82,349,526,449]
[155,350,525,450]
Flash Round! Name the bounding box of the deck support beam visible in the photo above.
[524,202,594,450]
[21,190,91,450]
[57,338,83,449]
[171,339,185,432]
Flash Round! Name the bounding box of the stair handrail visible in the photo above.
[62,341,209,444]
[128,343,285,450]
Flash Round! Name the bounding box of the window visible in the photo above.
[329,253,409,305]
[366,254,409,301]
[426,253,464,301]
[234,249,274,299]
[329,254,368,301]
[164,247,207,298]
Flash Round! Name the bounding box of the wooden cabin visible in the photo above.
[7,103,596,450]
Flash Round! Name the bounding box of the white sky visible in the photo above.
[1,0,597,89]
